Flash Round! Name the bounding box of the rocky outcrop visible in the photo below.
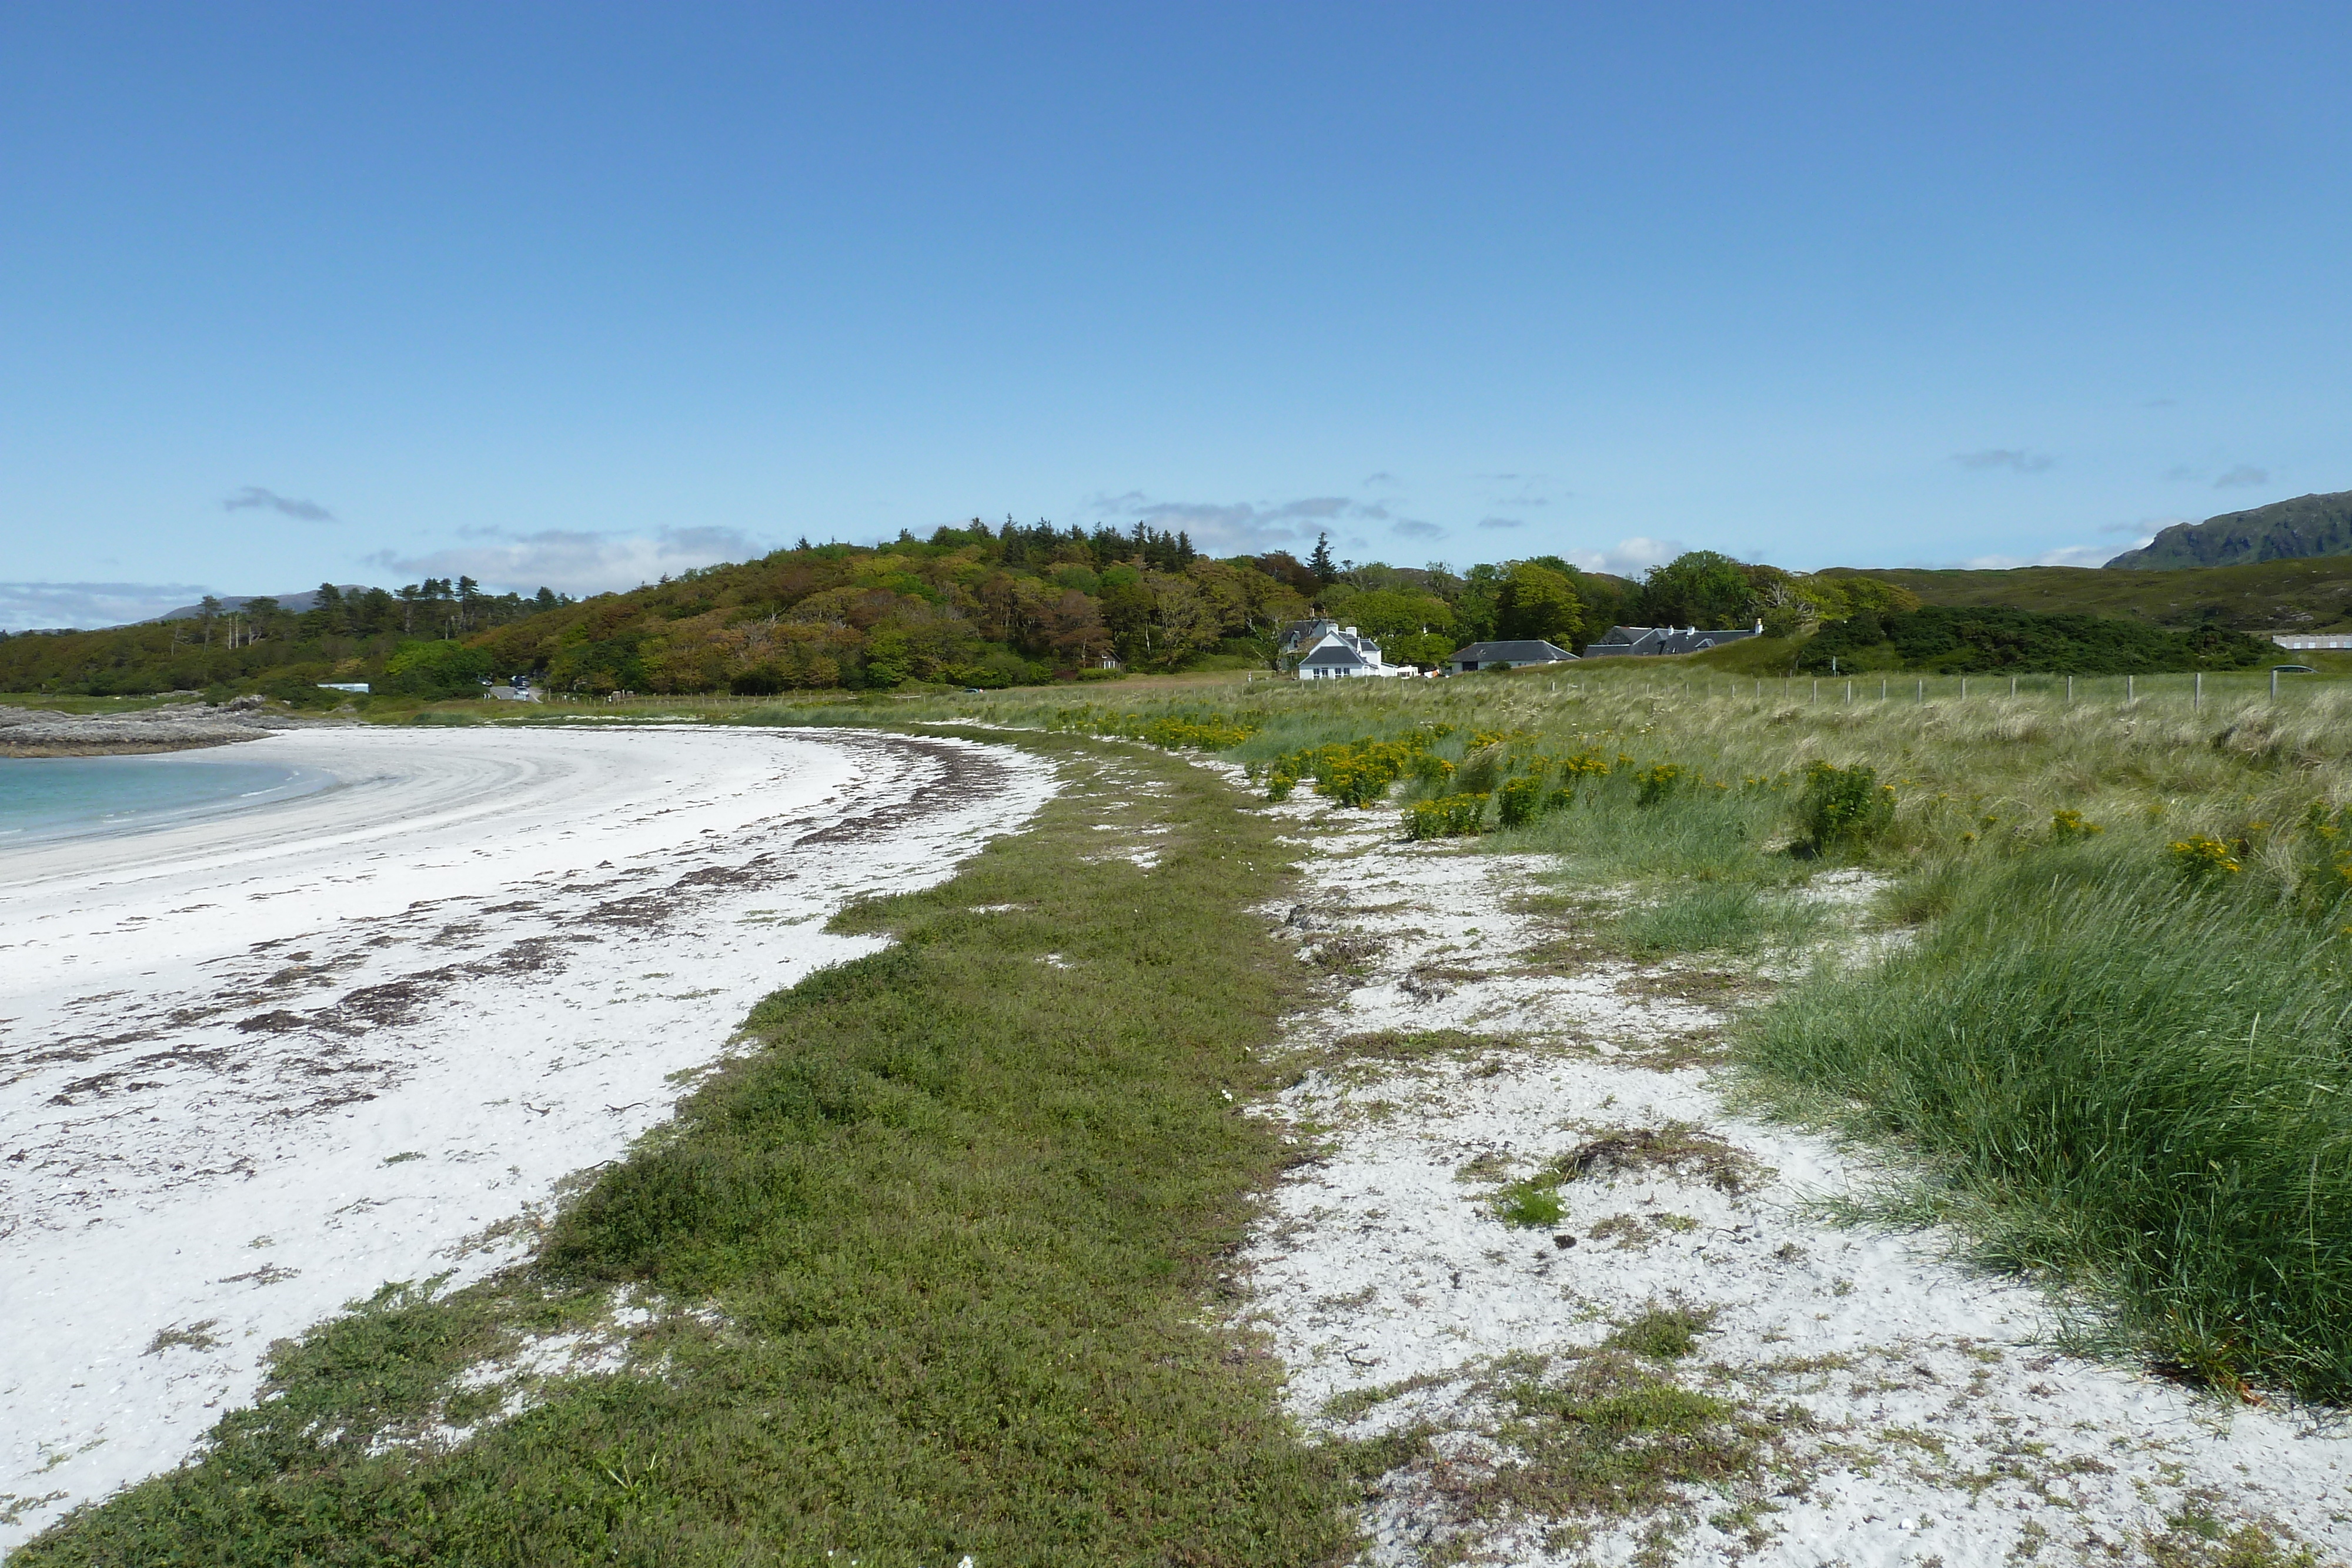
[0,696,324,756]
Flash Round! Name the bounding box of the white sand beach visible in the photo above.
[0,723,1054,1550]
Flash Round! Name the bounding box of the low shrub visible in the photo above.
[1633,763,1686,807]
[1794,760,1893,855]
[1405,793,1489,840]
[1266,731,1441,808]
[2168,834,2243,880]
[2049,808,2103,842]
[1498,775,1547,828]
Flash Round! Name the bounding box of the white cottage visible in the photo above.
[1288,621,1399,680]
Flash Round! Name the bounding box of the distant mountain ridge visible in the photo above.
[148,586,375,622]
[2106,490,2352,570]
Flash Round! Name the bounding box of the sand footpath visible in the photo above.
[1234,776,2352,1568]
[0,723,1054,1549]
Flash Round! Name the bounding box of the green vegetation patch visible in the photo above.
[1488,1125,1764,1229]
[1829,554,2352,634]
[1746,847,2352,1403]
[1796,604,2271,675]
[1609,882,1830,958]
[18,732,1361,1567]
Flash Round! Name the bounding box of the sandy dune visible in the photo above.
[0,723,1054,1549]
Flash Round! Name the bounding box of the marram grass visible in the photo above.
[1745,845,2352,1402]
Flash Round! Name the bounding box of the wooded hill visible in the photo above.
[0,521,1656,698]
[0,521,2319,699]
[0,579,568,700]
[466,523,1665,694]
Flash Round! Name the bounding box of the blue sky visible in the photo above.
[6,2,2352,627]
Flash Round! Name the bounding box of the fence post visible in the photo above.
[1811,678,1818,703]
[2196,671,2202,710]
[2067,676,2074,703]
[1960,677,1967,698]
[1916,678,1923,701]
[2010,676,2017,698]
[1845,680,1852,703]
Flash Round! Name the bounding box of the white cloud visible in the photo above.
[366,526,765,596]
[1085,492,1397,555]
[1559,536,1683,576]
[0,580,218,632]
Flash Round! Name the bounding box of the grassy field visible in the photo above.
[19,731,1372,1567]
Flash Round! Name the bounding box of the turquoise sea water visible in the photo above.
[0,753,332,844]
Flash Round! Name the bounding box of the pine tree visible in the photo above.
[1308,531,1338,585]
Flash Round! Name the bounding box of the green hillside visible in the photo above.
[2105,489,2352,569]
[1825,557,2352,633]
[0,524,1642,699]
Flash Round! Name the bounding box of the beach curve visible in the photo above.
[0,722,1055,1549]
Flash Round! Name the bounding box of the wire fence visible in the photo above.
[1624,670,2346,708]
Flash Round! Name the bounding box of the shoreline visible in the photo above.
[0,755,339,847]
[0,723,1057,1550]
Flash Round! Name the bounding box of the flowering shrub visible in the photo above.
[1796,761,1895,854]
[1064,707,1261,751]
[1633,763,1687,807]
[1405,793,1490,840]
[1265,730,1442,808]
[1498,774,1548,828]
[1130,716,1257,750]
[2168,834,2243,879]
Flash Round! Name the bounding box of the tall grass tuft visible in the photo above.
[1746,848,2352,1400]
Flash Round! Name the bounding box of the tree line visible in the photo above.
[0,579,571,698]
[4,517,2240,699]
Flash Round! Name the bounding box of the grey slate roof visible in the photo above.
[1582,624,1760,657]
[1300,641,1369,667]
[1446,640,1576,665]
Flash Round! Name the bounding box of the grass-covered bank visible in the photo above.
[692,670,2352,1404]
[1745,847,2352,1402]
[19,731,1363,1567]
